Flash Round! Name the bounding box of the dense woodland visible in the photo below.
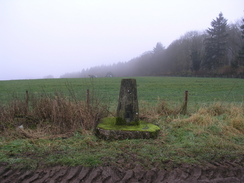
[61,13,244,78]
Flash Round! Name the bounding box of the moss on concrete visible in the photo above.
[96,117,160,140]
[115,117,139,126]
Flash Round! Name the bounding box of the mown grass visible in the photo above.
[0,77,243,170]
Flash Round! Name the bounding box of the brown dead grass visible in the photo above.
[140,99,180,123]
[0,93,109,137]
[173,103,244,135]
[1,95,243,140]
[106,99,179,125]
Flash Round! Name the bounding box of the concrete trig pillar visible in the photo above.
[116,79,139,125]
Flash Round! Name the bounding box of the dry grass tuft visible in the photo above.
[0,93,109,137]
[223,105,244,133]
[15,127,73,139]
[140,99,180,123]
[173,103,244,136]
[203,102,229,116]
[229,114,244,132]
[179,113,215,126]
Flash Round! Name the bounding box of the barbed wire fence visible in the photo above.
[5,86,243,117]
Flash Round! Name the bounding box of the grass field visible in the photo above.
[1,76,244,106]
[0,77,243,170]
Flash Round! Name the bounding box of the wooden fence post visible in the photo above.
[181,90,188,115]
[185,90,188,105]
[25,90,29,115]
[86,89,90,107]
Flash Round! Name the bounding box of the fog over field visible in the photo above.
[0,0,243,80]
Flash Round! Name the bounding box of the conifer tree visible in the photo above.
[203,12,228,70]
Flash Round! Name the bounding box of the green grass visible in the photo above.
[1,77,243,106]
[0,77,243,169]
[0,103,243,170]
[0,113,243,170]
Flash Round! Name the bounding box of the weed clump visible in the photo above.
[140,99,179,123]
[172,103,244,135]
[0,93,109,137]
[201,102,228,116]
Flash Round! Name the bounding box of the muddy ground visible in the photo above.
[0,159,243,183]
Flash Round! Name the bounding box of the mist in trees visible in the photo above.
[238,18,244,66]
[61,13,244,78]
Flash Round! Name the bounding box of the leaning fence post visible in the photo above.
[181,90,188,115]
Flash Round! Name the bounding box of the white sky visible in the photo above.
[0,0,243,80]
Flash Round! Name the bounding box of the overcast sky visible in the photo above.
[0,0,243,80]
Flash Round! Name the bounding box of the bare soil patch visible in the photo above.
[0,159,243,183]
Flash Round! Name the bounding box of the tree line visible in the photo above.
[61,13,244,78]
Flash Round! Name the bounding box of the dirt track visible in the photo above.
[0,161,244,183]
